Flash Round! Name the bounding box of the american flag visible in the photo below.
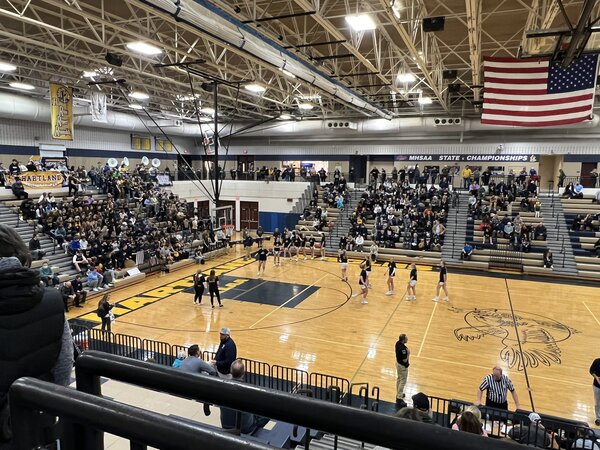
[481,54,599,127]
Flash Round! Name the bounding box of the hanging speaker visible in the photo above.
[141,156,150,166]
[443,69,457,79]
[423,16,445,32]
[105,52,123,67]
[151,158,161,168]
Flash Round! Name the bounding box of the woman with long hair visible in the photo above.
[193,269,206,304]
[432,260,449,302]
[97,293,114,332]
[207,269,222,308]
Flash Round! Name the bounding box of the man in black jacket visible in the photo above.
[0,224,73,447]
[212,327,237,379]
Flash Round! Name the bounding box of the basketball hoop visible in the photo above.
[223,224,235,237]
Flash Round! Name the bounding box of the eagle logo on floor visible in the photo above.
[451,307,578,371]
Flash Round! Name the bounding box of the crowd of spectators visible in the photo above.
[10,161,224,309]
[347,175,451,252]
[464,167,546,252]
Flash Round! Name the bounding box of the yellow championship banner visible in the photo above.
[6,171,65,189]
[50,83,74,140]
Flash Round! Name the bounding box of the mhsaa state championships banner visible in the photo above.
[6,171,65,189]
[50,83,74,140]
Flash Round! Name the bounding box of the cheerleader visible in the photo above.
[207,269,222,308]
[283,232,293,260]
[358,262,369,304]
[386,260,396,295]
[307,235,316,259]
[364,257,372,288]
[338,248,349,281]
[407,263,417,301]
[318,232,326,260]
[256,245,269,277]
[273,234,283,266]
[193,269,206,304]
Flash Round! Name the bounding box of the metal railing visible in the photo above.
[69,352,521,450]
[72,326,357,403]
[9,377,275,450]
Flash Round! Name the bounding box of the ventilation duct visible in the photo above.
[139,0,392,119]
[0,92,598,139]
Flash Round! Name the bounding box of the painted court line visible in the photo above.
[583,301,600,327]
[417,302,438,357]
[248,273,329,329]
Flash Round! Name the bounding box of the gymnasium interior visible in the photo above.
[0,0,599,449]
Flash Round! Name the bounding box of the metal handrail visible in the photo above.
[10,377,275,450]
[74,352,520,450]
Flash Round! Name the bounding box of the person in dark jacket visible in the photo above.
[0,223,73,448]
[97,293,114,332]
[10,177,28,200]
[219,360,268,434]
[212,327,237,378]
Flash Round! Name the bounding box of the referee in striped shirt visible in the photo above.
[476,366,521,411]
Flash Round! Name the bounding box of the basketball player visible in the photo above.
[338,248,349,281]
[273,234,283,266]
[386,259,397,295]
[407,263,417,301]
[358,262,369,304]
[256,244,269,277]
[432,260,449,302]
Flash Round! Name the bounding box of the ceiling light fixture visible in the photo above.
[245,83,266,93]
[279,114,292,120]
[418,96,432,105]
[83,70,98,78]
[129,91,150,100]
[126,41,162,56]
[345,14,377,31]
[0,62,17,72]
[278,68,296,79]
[298,102,314,110]
[397,73,416,83]
[200,107,215,115]
[129,104,144,110]
[177,94,200,101]
[9,81,35,90]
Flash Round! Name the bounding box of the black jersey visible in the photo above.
[388,261,396,277]
[365,260,372,272]
[410,268,417,281]
[308,237,315,247]
[339,253,348,263]
[439,267,447,283]
[208,276,219,290]
[257,249,268,261]
[194,273,206,287]
[359,269,368,285]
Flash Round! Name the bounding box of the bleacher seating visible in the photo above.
[562,197,600,277]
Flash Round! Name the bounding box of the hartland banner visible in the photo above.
[6,171,66,189]
[394,154,539,162]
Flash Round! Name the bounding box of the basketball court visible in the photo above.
[69,245,600,424]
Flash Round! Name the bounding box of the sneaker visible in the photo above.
[432,297,440,302]
[320,257,325,261]
[212,305,215,309]
[93,288,99,292]
[219,304,223,308]
[443,297,449,302]
[304,257,307,261]
[361,299,368,304]
[385,291,393,295]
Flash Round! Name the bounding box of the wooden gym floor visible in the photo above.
[69,246,600,425]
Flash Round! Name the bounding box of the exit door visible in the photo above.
[237,155,255,180]
[240,201,259,230]
[581,162,598,188]
[349,155,367,183]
